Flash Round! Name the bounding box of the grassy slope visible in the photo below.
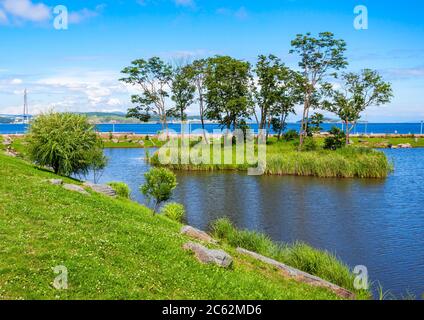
[0,153,341,300]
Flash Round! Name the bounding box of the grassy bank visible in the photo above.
[149,138,393,178]
[0,152,347,300]
[211,218,370,299]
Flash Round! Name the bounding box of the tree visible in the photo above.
[308,113,324,135]
[204,56,253,130]
[28,112,106,176]
[323,69,393,144]
[271,69,303,140]
[323,127,346,150]
[141,167,177,213]
[168,65,196,123]
[189,59,209,140]
[254,55,283,133]
[290,32,348,149]
[120,57,173,131]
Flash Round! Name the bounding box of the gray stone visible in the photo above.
[183,242,233,268]
[111,139,119,144]
[63,184,89,195]
[83,182,117,197]
[181,226,217,244]
[48,179,63,185]
[236,247,355,299]
[397,143,412,149]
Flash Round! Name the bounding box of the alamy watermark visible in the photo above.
[156,128,267,176]
[52,265,68,290]
[353,265,369,290]
[53,5,69,30]
[354,5,369,30]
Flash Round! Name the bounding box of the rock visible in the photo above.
[111,139,119,144]
[48,179,63,185]
[183,242,233,268]
[397,143,412,149]
[181,226,217,244]
[83,182,117,197]
[63,184,89,195]
[2,139,12,146]
[236,247,355,299]
[138,140,145,146]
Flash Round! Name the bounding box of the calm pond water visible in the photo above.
[90,148,424,298]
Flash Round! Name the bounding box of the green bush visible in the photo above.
[28,112,106,176]
[303,138,318,151]
[283,129,299,141]
[161,202,186,223]
[107,182,131,198]
[141,167,177,213]
[210,218,370,298]
[324,127,346,150]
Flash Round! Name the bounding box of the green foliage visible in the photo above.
[141,168,177,212]
[108,182,131,198]
[120,57,173,127]
[302,138,318,151]
[254,55,302,136]
[211,218,370,298]
[27,112,106,176]
[309,113,324,134]
[283,129,299,141]
[168,65,196,122]
[322,69,393,142]
[324,127,346,150]
[161,202,186,223]
[204,56,253,129]
[290,32,348,148]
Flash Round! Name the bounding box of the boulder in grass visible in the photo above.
[181,226,217,244]
[63,183,89,195]
[183,242,233,268]
[83,182,117,197]
[48,179,63,185]
[397,143,412,149]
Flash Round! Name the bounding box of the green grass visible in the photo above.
[107,182,131,198]
[0,153,343,300]
[211,218,371,300]
[149,137,393,178]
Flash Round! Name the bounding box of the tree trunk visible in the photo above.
[198,93,208,143]
[345,120,350,145]
[266,116,272,141]
[298,108,307,150]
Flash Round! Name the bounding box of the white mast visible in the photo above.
[23,89,29,124]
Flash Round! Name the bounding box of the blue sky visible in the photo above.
[0,0,423,121]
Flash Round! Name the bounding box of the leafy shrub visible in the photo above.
[324,127,346,150]
[283,129,299,141]
[161,202,186,223]
[303,138,318,151]
[141,168,177,213]
[108,182,131,198]
[28,112,106,176]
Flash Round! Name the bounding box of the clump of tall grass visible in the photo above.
[148,139,392,178]
[211,218,371,298]
[160,202,186,223]
[107,182,131,198]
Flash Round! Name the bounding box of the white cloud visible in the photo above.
[0,0,50,22]
[68,4,105,24]
[10,78,23,85]
[0,9,8,23]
